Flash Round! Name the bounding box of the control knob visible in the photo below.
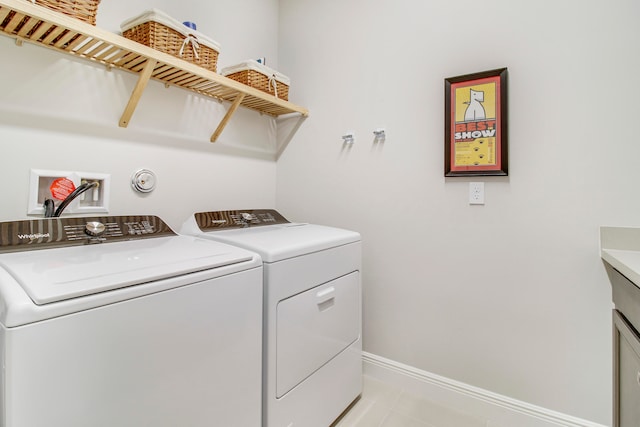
[85,221,106,237]
[239,212,254,228]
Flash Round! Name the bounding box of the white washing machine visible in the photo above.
[0,215,263,427]
[181,209,362,427]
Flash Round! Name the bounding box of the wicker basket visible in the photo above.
[32,0,101,25]
[121,10,220,73]
[222,60,290,101]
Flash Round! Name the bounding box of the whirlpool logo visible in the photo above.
[17,232,50,240]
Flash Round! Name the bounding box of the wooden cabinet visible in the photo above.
[613,310,640,427]
[0,0,308,144]
[605,258,640,427]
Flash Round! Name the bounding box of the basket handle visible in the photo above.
[179,34,200,59]
[268,74,279,98]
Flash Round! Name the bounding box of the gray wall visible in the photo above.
[277,0,640,424]
[0,0,280,228]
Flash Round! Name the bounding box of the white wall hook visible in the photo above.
[373,128,386,141]
[342,132,355,144]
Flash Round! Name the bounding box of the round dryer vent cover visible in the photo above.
[131,169,157,193]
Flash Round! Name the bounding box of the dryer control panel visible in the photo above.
[194,209,290,231]
[0,215,175,253]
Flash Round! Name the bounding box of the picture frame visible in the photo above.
[444,68,508,177]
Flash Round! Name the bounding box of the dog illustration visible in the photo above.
[464,89,486,121]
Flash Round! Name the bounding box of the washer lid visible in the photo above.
[0,235,253,305]
[204,223,360,263]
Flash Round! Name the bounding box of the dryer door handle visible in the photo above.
[316,286,336,305]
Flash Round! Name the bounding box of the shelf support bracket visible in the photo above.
[210,92,246,143]
[276,114,308,159]
[119,59,157,128]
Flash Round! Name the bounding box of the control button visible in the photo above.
[241,213,253,221]
[85,221,106,237]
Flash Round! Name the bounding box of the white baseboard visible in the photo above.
[362,352,609,427]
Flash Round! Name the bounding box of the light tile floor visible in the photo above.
[331,375,490,427]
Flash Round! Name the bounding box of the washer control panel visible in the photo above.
[0,215,175,253]
[194,209,290,231]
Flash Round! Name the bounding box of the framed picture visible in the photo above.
[444,68,508,176]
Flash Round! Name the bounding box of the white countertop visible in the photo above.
[600,226,640,286]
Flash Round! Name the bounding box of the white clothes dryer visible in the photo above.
[0,215,263,427]
[182,209,362,427]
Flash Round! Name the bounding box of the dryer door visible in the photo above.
[276,271,360,398]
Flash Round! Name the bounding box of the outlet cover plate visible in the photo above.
[469,182,485,205]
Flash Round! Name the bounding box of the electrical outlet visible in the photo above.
[469,182,485,205]
[28,169,111,216]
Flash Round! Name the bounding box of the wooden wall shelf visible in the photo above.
[0,0,309,142]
